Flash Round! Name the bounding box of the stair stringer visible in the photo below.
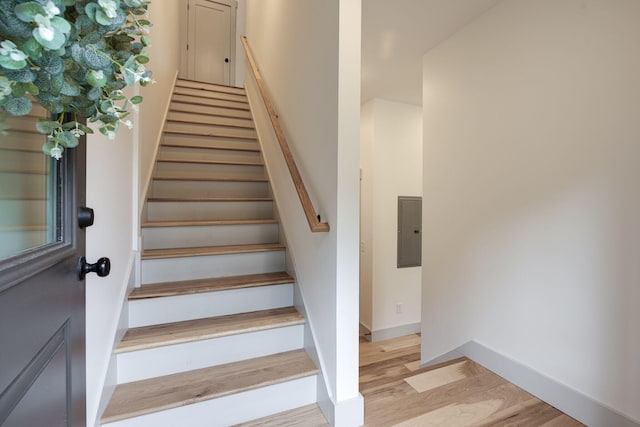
[244,73,365,426]
[245,81,338,425]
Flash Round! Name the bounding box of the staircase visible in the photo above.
[101,79,325,427]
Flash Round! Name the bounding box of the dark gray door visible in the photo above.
[397,196,422,268]
[0,108,86,427]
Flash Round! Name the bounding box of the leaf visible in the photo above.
[14,2,46,23]
[87,86,103,101]
[59,130,79,148]
[0,55,27,70]
[3,97,33,116]
[84,47,111,70]
[61,77,81,96]
[2,68,35,83]
[36,120,60,134]
[32,26,67,51]
[130,95,143,104]
[140,36,151,47]
[135,53,149,64]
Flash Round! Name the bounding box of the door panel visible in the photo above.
[0,110,86,426]
[187,0,232,85]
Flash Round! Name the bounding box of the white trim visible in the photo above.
[433,341,640,427]
[320,394,364,427]
[88,252,137,427]
[370,322,421,342]
[138,70,178,218]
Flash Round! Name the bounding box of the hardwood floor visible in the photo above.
[360,334,585,427]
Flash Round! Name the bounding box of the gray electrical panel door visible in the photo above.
[397,196,422,268]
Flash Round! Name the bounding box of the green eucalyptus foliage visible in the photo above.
[0,0,152,159]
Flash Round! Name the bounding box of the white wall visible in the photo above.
[422,0,640,423]
[85,3,180,425]
[85,126,136,427]
[245,1,363,425]
[139,1,181,208]
[360,99,422,337]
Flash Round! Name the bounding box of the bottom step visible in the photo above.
[102,350,318,426]
[233,404,329,427]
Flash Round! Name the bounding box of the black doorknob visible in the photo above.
[224,58,229,63]
[78,256,111,280]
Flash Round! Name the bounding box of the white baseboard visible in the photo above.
[370,322,420,342]
[318,393,365,427]
[447,341,640,427]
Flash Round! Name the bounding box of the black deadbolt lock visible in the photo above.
[78,207,95,228]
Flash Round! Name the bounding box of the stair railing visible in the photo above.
[240,36,330,233]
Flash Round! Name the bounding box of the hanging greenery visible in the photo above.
[0,0,152,159]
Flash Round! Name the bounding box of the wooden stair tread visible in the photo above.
[101,349,317,424]
[170,94,251,111]
[141,219,278,228]
[173,87,248,104]
[152,175,268,182]
[141,243,286,260]
[161,140,261,152]
[146,197,272,202]
[170,102,253,119]
[156,158,263,166]
[117,307,304,353]
[163,127,257,140]
[176,79,246,96]
[130,272,293,300]
[167,111,255,129]
[232,404,329,427]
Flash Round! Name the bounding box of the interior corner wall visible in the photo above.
[360,99,422,338]
[138,1,181,209]
[245,0,362,422]
[359,102,374,331]
[421,0,640,422]
[235,0,247,86]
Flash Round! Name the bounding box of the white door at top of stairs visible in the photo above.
[183,0,237,86]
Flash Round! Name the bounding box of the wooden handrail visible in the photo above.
[241,36,330,233]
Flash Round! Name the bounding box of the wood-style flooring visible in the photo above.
[239,334,585,426]
[360,334,585,427]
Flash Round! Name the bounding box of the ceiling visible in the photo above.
[361,0,500,106]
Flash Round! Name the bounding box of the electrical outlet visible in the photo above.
[396,303,402,314]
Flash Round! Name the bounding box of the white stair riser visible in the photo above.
[171,92,248,108]
[142,223,279,250]
[174,87,248,103]
[167,112,254,129]
[175,81,247,96]
[129,284,293,327]
[149,180,270,199]
[101,375,317,427]
[0,200,47,227]
[162,133,260,151]
[170,102,253,120]
[158,146,262,164]
[154,162,266,180]
[165,122,257,140]
[117,325,304,383]
[145,201,273,222]
[141,251,286,284]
